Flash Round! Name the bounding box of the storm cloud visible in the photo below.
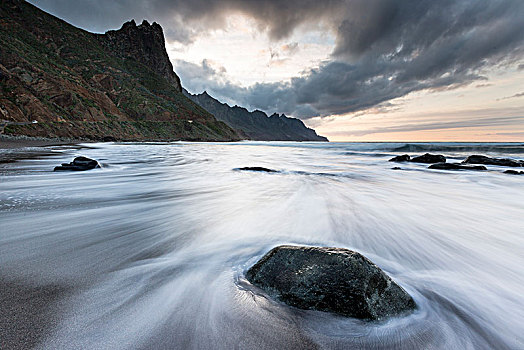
[31,0,524,119]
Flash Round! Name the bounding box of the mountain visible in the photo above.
[185,90,328,141]
[0,0,240,141]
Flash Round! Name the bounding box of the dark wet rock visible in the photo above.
[389,154,410,162]
[428,163,487,171]
[463,155,523,167]
[391,167,402,170]
[101,136,117,142]
[54,156,100,171]
[236,167,277,173]
[503,170,524,175]
[410,153,446,164]
[246,245,416,320]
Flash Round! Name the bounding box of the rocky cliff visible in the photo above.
[185,90,328,142]
[0,0,239,141]
[101,20,182,93]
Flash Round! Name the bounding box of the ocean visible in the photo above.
[1,141,523,349]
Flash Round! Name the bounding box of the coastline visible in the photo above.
[0,135,86,164]
[0,135,83,150]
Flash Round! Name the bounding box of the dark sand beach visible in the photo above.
[0,135,85,164]
[0,277,71,349]
[0,135,81,150]
[0,137,78,349]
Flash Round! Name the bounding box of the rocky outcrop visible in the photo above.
[54,156,100,171]
[184,90,328,142]
[102,20,182,92]
[410,153,446,164]
[236,167,277,173]
[428,163,487,171]
[463,155,523,167]
[389,154,410,162]
[246,245,416,320]
[504,170,524,175]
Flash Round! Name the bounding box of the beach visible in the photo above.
[1,141,523,349]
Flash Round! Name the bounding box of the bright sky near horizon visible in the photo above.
[29,0,524,141]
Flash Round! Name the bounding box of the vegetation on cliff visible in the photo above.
[0,0,240,141]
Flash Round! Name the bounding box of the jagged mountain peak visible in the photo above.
[103,19,181,92]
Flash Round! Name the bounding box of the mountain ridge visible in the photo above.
[184,90,328,142]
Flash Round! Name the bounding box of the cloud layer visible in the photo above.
[32,0,524,119]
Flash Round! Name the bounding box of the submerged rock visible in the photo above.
[246,245,416,320]
[54,156,100,171]
[389,154,410,162]
[236,167,277,173]
[429,163,487,171]
[410,153,446,164]
[504,170,524,175]
[463,155,523,167]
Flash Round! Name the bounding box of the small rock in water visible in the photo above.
[389,154,410,162]
[246,245,416,320]
[391,167,402,170]
[503,170,524,175]
[429,163,487,171]
[54,156,100,171]
[410,153,446,164]
[236,167,277,173]
[463,155,523,167]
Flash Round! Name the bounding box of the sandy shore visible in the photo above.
[0,136,87,348]
[0,135,87,164]
[0,135,82,150]
[0,276,71,350]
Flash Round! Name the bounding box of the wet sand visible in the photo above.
[0,136,85,348]
[0,277,71,349]
[0,135,81,150]
[0,135,86,164]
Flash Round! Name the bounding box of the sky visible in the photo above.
[29,0,524,141]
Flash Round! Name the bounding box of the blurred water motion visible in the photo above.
[1,141,523,349]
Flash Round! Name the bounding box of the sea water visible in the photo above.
[1,142,523,349]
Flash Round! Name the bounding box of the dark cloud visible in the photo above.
[475,83,493,88]
[28,0,343,42]
[497,92,524,101]
[30,0,524,119]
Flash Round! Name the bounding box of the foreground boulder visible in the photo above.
[463,155,523,167]
[410,153,446,163]
[54,156,100,171]
[246,245,416,320]
[429,163,487,171]
[389,154,410,162]
[236,167,277,173]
